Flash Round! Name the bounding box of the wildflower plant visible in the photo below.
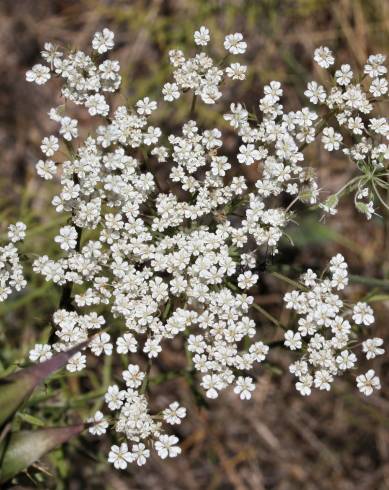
[1,26,386,472]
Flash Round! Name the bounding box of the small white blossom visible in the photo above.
[314,46,335,69]
[41,136,59,157]
[155,435,181,459]
[92,28,115,54]
[362,338,384,360]
[55,226,78,251]
[224,33,247,55]
[194,26,210,46]
[352,302,374,326]
[163,402,187,425]
[234,376,255,400]
[108,443,133,469]
[26,64,51,85]
[29,343,52,363]
[88,410,108,436]
[356,369,381,396]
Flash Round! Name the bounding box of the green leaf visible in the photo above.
[17,413,46,427]
[0,424,84,483]
[0,342,87,428]
[367,294,389,303]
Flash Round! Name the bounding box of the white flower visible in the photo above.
[122,364,144,388]
[144,337,162,358]
[116,333,137,354]
[41,136,59,157]
[335,64,353,86]
[336,350,357,370]
[362,338,384,360]
[36,159,57,180]
[314,46,335,69]
[108,443,133,469]
[201,374,224,399]
[237,144,261,165]
[59,117,78,141]
[370,78,388,97]
[136,97,157,115]
[322,127,342,151]
[92,28,115,54]
[226,63,247,80]
[8,222,26,243]
[356,369,381,396]
[296,374,313,396]
[314,370,333,391]
[224,33,247,55]
[88,410,108,435]
[364,54,387,78]
[89,332,113,356]
[66,352,86,372]
[29,343,52,363]
[105,385,125,411]
[162,82,180,101]
[163,401,187,424]
[131,443,150,466]
[24,28,389,470]
[304,81,326,104]
[237,270,258,289]
[284,330,302,350]
[85,94,109,117]
[234,376,255,400]
[369,118,389,136]
[26,64,51,85]
[264,81,283,103]
[99,59,120,80]
[249,342,269,362]
[155,435,181,459]
[194,26,210,46]
[55,225,78,251]
[352,302,374,326]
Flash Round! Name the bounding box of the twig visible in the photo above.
[189,94,197,120]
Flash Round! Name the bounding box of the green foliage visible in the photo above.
[0,425,83,483]
[0,346,85,483]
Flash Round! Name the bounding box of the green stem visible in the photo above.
[189,94,197,119]
[251,303,287,331]
[349,274,389,290]
[270,271,304,290]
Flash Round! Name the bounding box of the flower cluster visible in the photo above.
[162,27,247,105]
[22,27,386,470]
[0,223,26,302]
[284,254,384,396]
[88,386,185,468]
[307,48,388,219]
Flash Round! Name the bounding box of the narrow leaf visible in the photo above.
[17,413,46,427]
[0,424,84,483]
[0,342,87,427]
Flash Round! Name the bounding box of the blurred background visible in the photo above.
[0,0,389,489]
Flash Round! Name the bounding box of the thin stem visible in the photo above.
[270,271,305,290]
[189,94,197,120]
[49,141,83,344]
[372,181,389,212]
[251,302,287,331]
[334,176,361,197]
[140,358,153,395]
[285,195,300,213]
[349,274,389,291]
